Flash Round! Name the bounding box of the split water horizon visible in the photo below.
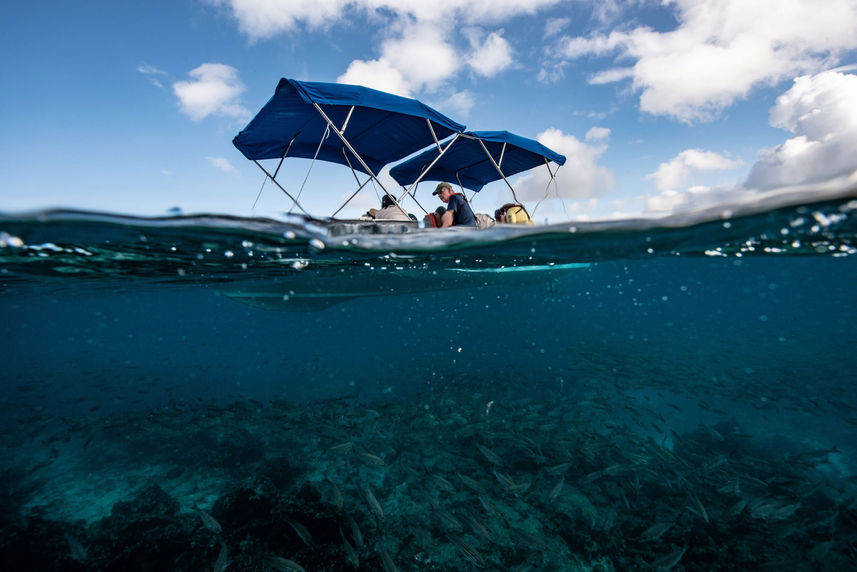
[2,189,857,570]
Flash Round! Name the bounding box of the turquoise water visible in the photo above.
[1,196,856,570]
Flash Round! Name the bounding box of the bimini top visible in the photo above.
[390,130,566,192]
[232,78,466,176]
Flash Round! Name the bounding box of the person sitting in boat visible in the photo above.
[432,182,476,227]
[374,193,413,221]
[494,203,533,225]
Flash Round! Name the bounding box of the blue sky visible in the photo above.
[2,0,857,222]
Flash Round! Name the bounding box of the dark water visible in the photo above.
[1,196,856,570]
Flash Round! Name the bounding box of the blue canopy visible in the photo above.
[390,130,566,192]
[232,78,466,176]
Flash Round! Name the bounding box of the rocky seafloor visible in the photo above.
[2,377,857,571]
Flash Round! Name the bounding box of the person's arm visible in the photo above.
[441,209,454,227]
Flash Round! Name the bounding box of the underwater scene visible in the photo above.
[2,195,857,571]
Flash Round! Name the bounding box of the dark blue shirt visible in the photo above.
[446,193,476,227]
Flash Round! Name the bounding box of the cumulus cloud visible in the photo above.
[173,63,250,122]
[206,156,238,173]
[210,0,561,40]
[647,149,743,191]
[515,128,615,202]
[746,70,857,189]
[434,90,476,118]
[585,127,610,142]
[467,30,514,77]
[556,0,857,122]
[337,59,412,97]
[214,1,559,96]
[338,22,460,94]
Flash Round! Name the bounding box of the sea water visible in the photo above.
[1,195,856,570]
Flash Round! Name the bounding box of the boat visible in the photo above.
[232,78,566,236]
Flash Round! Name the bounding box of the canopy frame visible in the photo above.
[390,131,565,218]
[234,78,465,220]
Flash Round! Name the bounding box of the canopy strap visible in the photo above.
[475,137,521,204]
[252,160,310,216]
[330,177,373,218]
[252,135,296,210]
[530,160,564,219]
[289,124,330,214]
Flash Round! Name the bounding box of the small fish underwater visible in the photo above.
[1,191,857,570]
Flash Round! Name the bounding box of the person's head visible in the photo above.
[381,194,395,209]
[433,182,453,203]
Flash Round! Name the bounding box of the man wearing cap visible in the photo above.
[432,182,476,227]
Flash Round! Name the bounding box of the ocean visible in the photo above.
[1,194,856,570]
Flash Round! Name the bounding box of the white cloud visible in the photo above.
[173,63,250,122]
[210,0,561,40]
[338,22,460,94]
[206,157,238,173]
[643,184,746,215]
[746,70,857,189]
[138,63,167,88]
[556,0,857,122]
[380,23,460,91]
[544,17,570,39]
[515,128,615,202]
[213,1,558,95]
[337,59,412,97]
[647,149,743,191]
[585,127,610,142]
[137,64,166,76]
[467,30,514,78]
[434,90,476,118]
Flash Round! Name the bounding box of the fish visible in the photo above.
[329,480,344,509]
[65,534,88,563]
[640,521,673,542]
[340,528,359,568]
[728,498,748,517]
[410,525,431,550]
[379,548,398,572]
[478,495,501,517]
[328,441,355,453]
[460,509,492,542]
[685,492,709,523]
[545,461,574,475]
[357,452,385,467]
[434,509,464,531]
[213,539,229,572]
[263,555,307,572]
[652,545,687,571]
[193,505,223,535]
[428,473,456,492]
[363,485,384,520]
[347,513,364,548]
[548,478,564,502]
[447,534,485,567]
[476,443,503,465]
[285,518,314,547]
[456,472,485,493]
[509,525,547,551]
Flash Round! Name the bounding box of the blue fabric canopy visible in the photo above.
[389,130,566,192]
[232,78,466,176]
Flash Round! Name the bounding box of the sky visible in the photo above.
[2,0,857,222]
